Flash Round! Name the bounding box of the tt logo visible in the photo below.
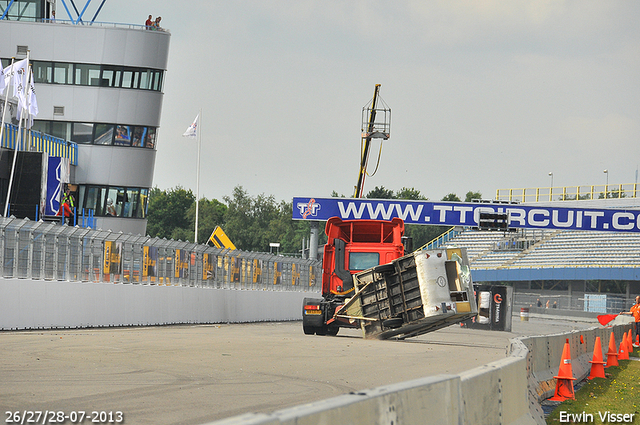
[297,199,321,218]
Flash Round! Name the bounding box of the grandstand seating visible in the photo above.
[442,229,640,270]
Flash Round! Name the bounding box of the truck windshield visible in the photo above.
[349,252,380,271]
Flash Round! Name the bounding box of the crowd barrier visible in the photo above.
[205,323,633,425]
[1,216,322,330]
[1,217,321,290]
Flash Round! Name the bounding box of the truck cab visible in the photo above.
[303,217,406,336]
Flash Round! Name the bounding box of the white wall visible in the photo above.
[0,278,313,330]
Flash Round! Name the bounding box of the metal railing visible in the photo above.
[514,291,633,314]
[1,122,78,165]
[496,184,639,203]
[38,19,171,33]
[0,216,321,290]
[420,226,458,250]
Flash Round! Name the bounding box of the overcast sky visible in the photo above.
[99,1,640,204]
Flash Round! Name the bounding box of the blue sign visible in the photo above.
[45,157,63,216]
[292,197,640,233]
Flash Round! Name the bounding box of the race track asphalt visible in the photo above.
[0,316,595,424]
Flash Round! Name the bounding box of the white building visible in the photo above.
[1,0,170,235]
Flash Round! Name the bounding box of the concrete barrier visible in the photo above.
[205,323,633,425]
[0,278,314,330]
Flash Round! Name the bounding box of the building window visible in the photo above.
[139,188,149,218]
[94,124,115,145]
[101,65,122,87]
[33,61,53,83]
[77,185,149,219]
[105,187,125,217]
[73,63,101,86]
[82,186,106,216]
[33,120,158,149]
[144,128,156,148]
[71,123,94,144]
[54,63,74,84]
[114,125,132,146]
[121,67,138,89]
[21,59,165,92]
[50,121,71,141]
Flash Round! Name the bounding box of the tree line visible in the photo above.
[146,185,483,255]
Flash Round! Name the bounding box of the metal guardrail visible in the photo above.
[36,19,171,33]
[0,216,321,290]
[420,226,458,250]
[1,122,78,165]
[496,184,639,203]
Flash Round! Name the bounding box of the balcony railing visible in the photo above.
[1,122,77,165]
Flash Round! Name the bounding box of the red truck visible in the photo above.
[302,216,407,336]
[302,216,478,339]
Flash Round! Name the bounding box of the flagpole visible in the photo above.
[195,108,201,244]
[4,51,29,217]
[25,65,33,150]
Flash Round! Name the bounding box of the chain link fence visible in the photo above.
[1,217,322,291]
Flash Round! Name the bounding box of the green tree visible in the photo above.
[465,191,482,202]
[146,186,195,239]
[395,187,427,200]
[223,186,286,251]
[441,193,460,202]
[365,186,394,199]
[185,198,228,243]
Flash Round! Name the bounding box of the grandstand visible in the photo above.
[443,228,640,270]
[439,227,640,313]
[433,185,640,312]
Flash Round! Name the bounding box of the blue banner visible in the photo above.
[292,197,640,233]
[45,157,62,216]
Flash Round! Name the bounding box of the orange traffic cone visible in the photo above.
[588,337,606,379]
[606,332,619,368]
[618,332,629,361]
[627,330,634,354]
[549,339,575,401]
[635,333,639,348]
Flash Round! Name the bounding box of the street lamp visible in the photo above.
[548,172,553,201]
[604,169,608,198]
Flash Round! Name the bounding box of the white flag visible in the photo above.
[11,58,28,99]
[28,70,39,119]
[17,70,38,129]
[182,114,199,139]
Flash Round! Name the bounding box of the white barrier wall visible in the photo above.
[206,324,633,425]
[0,278,314,330]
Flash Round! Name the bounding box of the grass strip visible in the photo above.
[546,350,640,424]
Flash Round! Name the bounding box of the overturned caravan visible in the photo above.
[337,247,478,340]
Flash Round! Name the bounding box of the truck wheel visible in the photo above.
[325,326,339,336]
[302,298,325,336]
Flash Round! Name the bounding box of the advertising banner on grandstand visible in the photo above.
[292,197,640,233]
